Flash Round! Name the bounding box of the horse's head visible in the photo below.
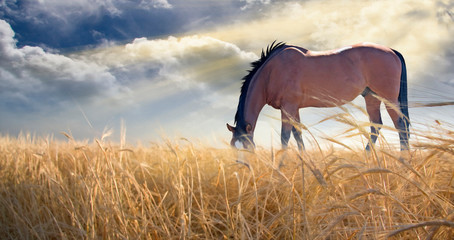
[226,123,255,150]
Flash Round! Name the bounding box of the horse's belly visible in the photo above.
[302,86,363,108]
[303,97,349,108]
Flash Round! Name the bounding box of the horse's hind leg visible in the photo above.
[364,94,383,151]
[385,101,410,151]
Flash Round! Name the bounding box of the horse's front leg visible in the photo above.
[280,106,300,150]
[279,110,292,169]
[281,125,292,149]
[279,106,300,168]
[291,110,304,152]
[281,117,293,150]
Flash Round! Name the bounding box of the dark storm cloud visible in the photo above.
[0,0,270,50]
[0,0,173,49]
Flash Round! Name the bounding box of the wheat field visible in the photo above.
[0,122,453,239]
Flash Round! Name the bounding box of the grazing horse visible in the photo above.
[227,41,409,151]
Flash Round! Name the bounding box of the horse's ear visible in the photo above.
[246,123,252,133]
[226,123,235,132]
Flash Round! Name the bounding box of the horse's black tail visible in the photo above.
[393,49,410,126]
[393,49,410,150]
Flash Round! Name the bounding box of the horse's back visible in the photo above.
[262,43,402,108]
[264,46,365,107]
[305,43,402,101]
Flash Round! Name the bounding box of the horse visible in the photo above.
[227,41,409,152]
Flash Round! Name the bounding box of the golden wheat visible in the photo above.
[0,128,453,239]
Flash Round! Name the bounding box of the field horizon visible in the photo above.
[0,125,453,239]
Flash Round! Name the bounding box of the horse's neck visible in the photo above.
[243,77,266,132]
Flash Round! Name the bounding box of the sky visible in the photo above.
[1,0,454,148]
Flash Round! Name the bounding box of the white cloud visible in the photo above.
[240,0,271,10]
[0,18,257,142]
[84,35,256,91]
[0,20,123,110]
[145,0,173,9]
[0,19,256,113]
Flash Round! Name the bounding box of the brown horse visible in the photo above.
[227,41,409,151]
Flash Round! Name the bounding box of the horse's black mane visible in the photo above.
[234,41,287,127]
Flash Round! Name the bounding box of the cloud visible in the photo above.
[0,0,272,49]
[0,20,123,111]
[2,0,172,21]
[0,19,256,113]
[0,0,176,48]
[83,35,256,91]
[144,0,173,9]
[240,0,271,10]
[0,18,257,141]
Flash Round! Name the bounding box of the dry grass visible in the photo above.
[0,126,453,239]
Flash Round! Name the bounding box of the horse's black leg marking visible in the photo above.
[397,117,410,151]
[365,124,382,151]
[281,127,291,149]
[292,126,304,152]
